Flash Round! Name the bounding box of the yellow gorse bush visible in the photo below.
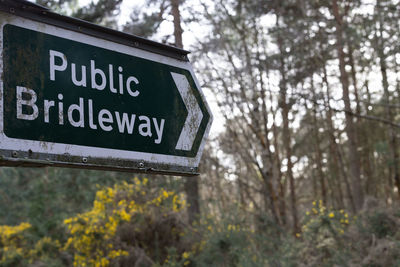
[299,200,351,238]
[64,177,186,267]
[0,222,31,264]
[0,222,62,265]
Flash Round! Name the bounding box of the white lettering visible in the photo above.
[138,115,152,137]
[91,60,106,90]
[71,63,87,87]
[49,50,67,81]
[44,99,55,123]
[118,66,123,94]
[108,64,117,93]
[115,112,136,134]
[88,99,97,129]
[16,86,39,121]
[126,76,140,97]
[152,118,165,144]
[67,97,85,128]
[58,94,64,125]
[98,109,113,131]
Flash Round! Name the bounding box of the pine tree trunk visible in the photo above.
[332,0,364,211]
[323,64,353,211]
[376,3,400,199]
[171,0,201,223]
[263,51,286,226]
[269,89,287,226]
[310,77,327,205]
[362,81,377,197]
[348,46,375,198]
[171,0,183,48]
[276,17,298,234]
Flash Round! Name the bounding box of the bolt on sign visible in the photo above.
[0,0,212,176]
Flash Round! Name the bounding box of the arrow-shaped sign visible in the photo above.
[0,4,212,175]
[171,72,203,151]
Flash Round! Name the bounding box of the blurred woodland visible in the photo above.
[1,0,400,266]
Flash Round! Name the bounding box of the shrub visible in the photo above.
[63,178,190,267]
[0,222,32,266]
[367,211,396,238]
[298,200,353,266]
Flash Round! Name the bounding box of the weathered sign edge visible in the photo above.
[0,11,214,176]
[0,149,200,176]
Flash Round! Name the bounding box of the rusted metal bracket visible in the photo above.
[0,149,200,176]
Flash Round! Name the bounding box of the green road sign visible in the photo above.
[0,1,212,175]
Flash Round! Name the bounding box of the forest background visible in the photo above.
[1,0,400,266]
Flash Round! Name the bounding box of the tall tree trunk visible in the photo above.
[332,0,364,211]
[310,76,327,205]
[269,88,287,226]
[171,0,183,48]
[276,17,298,234]
[376,0,400,199]
[362,81,378,197]
[322,64,353,211]
[254,22,282,226]
[348,46,374,198]
[263,46,286,226]
[171,0,200,223]
[395,57,400,103]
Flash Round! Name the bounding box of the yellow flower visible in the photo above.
[312,208,318,214]
[182,252,190,259]
[296,233,301,238]
[163,190,169,198]
[306,211,310,215]
[109,250,128,259]
[119,209,131,221]
[329,212,334,218]
[134,177,141,185]
[227,224,237,231]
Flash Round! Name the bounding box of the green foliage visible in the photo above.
[367,211,396,238]
[0,167,132,240]
[298,200,353,266]
[35,0,122,27]
[301,200,351,239]
[2,182,400,266]
[123,10,164,38]
[73,0,122,26]
[178,208,298,267]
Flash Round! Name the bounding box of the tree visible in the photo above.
[35,0,122,27]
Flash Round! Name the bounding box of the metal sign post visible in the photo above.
[0,0,212,176]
